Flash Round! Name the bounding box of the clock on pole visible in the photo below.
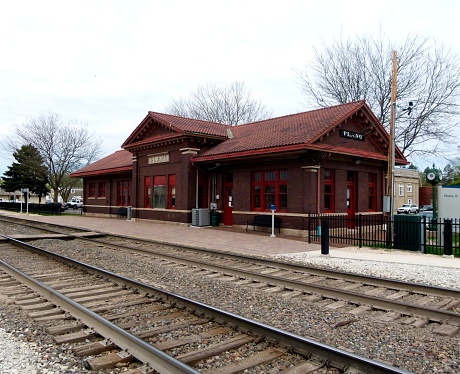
[425,166,441,185]
[425,164,442,221]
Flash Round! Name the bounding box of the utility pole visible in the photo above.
[385,51,397,246]
[388,51,397,222]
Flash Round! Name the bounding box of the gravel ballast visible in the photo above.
[1,237,460,373]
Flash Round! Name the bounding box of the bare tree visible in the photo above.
[165,81,272,126]
[4,114,101,202]
[297,32,460,159]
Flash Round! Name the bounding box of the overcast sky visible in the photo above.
[1,0,459,174]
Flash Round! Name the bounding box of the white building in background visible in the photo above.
[393,168,421,212]
[0,187,48,203]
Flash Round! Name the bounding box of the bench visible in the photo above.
[246,215,281,233]
[117,207,127,218]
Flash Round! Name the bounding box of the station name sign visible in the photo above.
[339,129,365,141]
[148,152,169,164]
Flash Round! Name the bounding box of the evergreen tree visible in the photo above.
[2,144,50,203]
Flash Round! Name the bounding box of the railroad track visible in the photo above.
[0,235,409,373]
[2,215,460,337]
[69,233,460,338]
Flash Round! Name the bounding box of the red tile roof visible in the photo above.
[122,112,229,149]
[193,100,406,164]
[70,150,132,177]
[148,112,230,136]
[193,101,365,157]
[72,100,407,178]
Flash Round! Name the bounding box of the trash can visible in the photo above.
[210,210,219,227]
[126,206,132,220]
[394,214,422,251]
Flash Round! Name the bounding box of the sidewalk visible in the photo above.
[2,211,460,269]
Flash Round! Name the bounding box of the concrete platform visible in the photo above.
[1,211,460,269]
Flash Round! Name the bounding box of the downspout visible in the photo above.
[196,169,199,208]
[109,175,113,216]
[317,166,321,216]
[191,162,212,209]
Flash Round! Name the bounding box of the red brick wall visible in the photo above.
[419,186,433,206]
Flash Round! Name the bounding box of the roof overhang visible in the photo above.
[123,133,227,153]
[70,166,133,178]
[192,143,408,165]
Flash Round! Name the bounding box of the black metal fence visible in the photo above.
[0,202,63,215]
[308,213,460,258]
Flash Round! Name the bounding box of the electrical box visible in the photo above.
[383,196,391,213]
[210,202,217,210]
[192,208,210,227]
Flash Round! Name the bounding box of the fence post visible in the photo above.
[444,219,453,256]
[358,214,362,248]
[421,216,426,254]
[321,220,329,255]
[308,212,311,244]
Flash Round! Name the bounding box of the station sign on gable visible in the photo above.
[339,129,365,141]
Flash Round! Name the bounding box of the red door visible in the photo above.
[347,172,357,228]
[223,174,233,226]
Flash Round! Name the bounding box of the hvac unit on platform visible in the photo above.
[192,208,210,227]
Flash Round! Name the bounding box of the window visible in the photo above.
[168,175,176,209]
[144,177,151,208]
[398,184,404,196]
[407,184,413,193]
[154,176,166,208]
[251,170,287,212]
[324,169,334,212]
[98,182,106,198]
[88,183,96,198]
[368,173,376,211]
[117,181,131,206]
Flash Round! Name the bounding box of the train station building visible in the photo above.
[70,100,407,235]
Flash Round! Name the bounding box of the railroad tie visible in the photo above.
[434,324,460,337]
[84,350,132,370]
[201,347,288,374]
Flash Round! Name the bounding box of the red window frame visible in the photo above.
[251,170,287,212]
[117,181,131,206]
[168,175,176,209]
[153,175,166,208]
[97,182,106,198]
[323,169,334,213]
[144,176,151,208]
[88,182,96,198]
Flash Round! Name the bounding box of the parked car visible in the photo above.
[66,197,83,209]
[417,210,436,230]
[397,203,419,214]
[419,205,433,212]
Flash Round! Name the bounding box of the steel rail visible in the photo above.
[88,231,460,299]
[2,215,459,298]
[0,261,198,374]
[0,234,411,374]
[3,214,459,327]
[80,237,460,326]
